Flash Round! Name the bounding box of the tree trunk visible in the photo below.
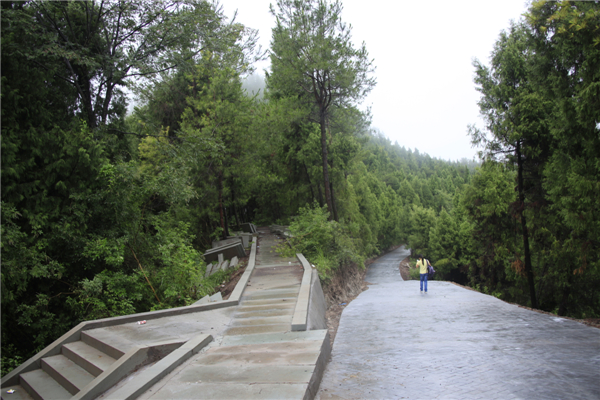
[320,111,334,220]
[517,141,537,309]
[330,182,339,222]
[317,184,324,208]
[80,73,96,128]
[101,82,114,126]
[303,162,317,205]
[231,186,240,229]
[558,272,572,316]
[224,206,230,238]
[218,172,226,239]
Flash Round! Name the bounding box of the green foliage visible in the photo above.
[0,344,23,378]
[279,205,364,279]
[409,266,421,281]
[151,217,205,305]
[464,0,600,316]
[458,163,519,297]
[428,208,460,279]
[66,272,144,321]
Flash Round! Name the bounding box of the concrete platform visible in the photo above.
[140,382,309,399]
[0,385,33,400]
[317,245,600,400]
[85,307,235,350]
[137,329,330,400]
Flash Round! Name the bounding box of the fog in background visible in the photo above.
[232,0,531,161]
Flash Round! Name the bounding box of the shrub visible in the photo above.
[278,205,364,280]
[409,266,421,280]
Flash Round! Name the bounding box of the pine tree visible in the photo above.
[268,0,376,220]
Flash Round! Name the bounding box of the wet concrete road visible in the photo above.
[317,246,600,400]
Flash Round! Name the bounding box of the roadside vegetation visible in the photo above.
[2,0,598,375]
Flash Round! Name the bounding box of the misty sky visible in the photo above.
[222,0,531,161]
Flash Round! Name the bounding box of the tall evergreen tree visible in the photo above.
[470,23,551,308]
[268,0,376,220]
[526,0,600,315]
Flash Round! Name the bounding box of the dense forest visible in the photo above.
[1,0,598,375]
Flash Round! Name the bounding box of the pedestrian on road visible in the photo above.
[416,254,428,293]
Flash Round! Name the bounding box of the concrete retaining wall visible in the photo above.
[204,241,246,263]
[307,268,327,331]
[292,254,327,332]
[212,237,243,248]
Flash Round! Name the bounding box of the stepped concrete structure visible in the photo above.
[2,227,330,400]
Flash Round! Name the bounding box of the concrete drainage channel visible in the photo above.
[1,228,331,400]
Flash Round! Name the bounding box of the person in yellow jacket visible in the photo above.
[416,254,429,293]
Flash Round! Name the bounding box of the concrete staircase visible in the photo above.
[225,254,303,336]
[192,256,329,399]
[2,332,122,400]
[130,227,330,399]
[226,287,298,335]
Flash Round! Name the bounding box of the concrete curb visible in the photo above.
[305,330,332,400]
[292,253,313,331]
[229,238,258,302]
[1,239,258,388]
[103,334,213,400]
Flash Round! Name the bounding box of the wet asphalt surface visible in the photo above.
[316,246,600,400]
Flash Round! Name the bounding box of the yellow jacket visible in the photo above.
[416,259,428,274]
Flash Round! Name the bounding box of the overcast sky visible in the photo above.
[221,0,531,161]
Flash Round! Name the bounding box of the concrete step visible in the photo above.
[236,303,295,312]
[224,324,292,336]
[233,308,294,319]
[254,260,299,267]
[41,354,95,395]
[241,297,296,306]
[0,385,34,400]
[19,369,71,400]
[253,264,301,271]
[229,316,292,326]
[201,339,325,364]
[220,330,328,347]
[242,288,299,301]
[81,330,126,360]
[62,340,116,376]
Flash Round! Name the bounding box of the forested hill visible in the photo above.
[2,0,599,375]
